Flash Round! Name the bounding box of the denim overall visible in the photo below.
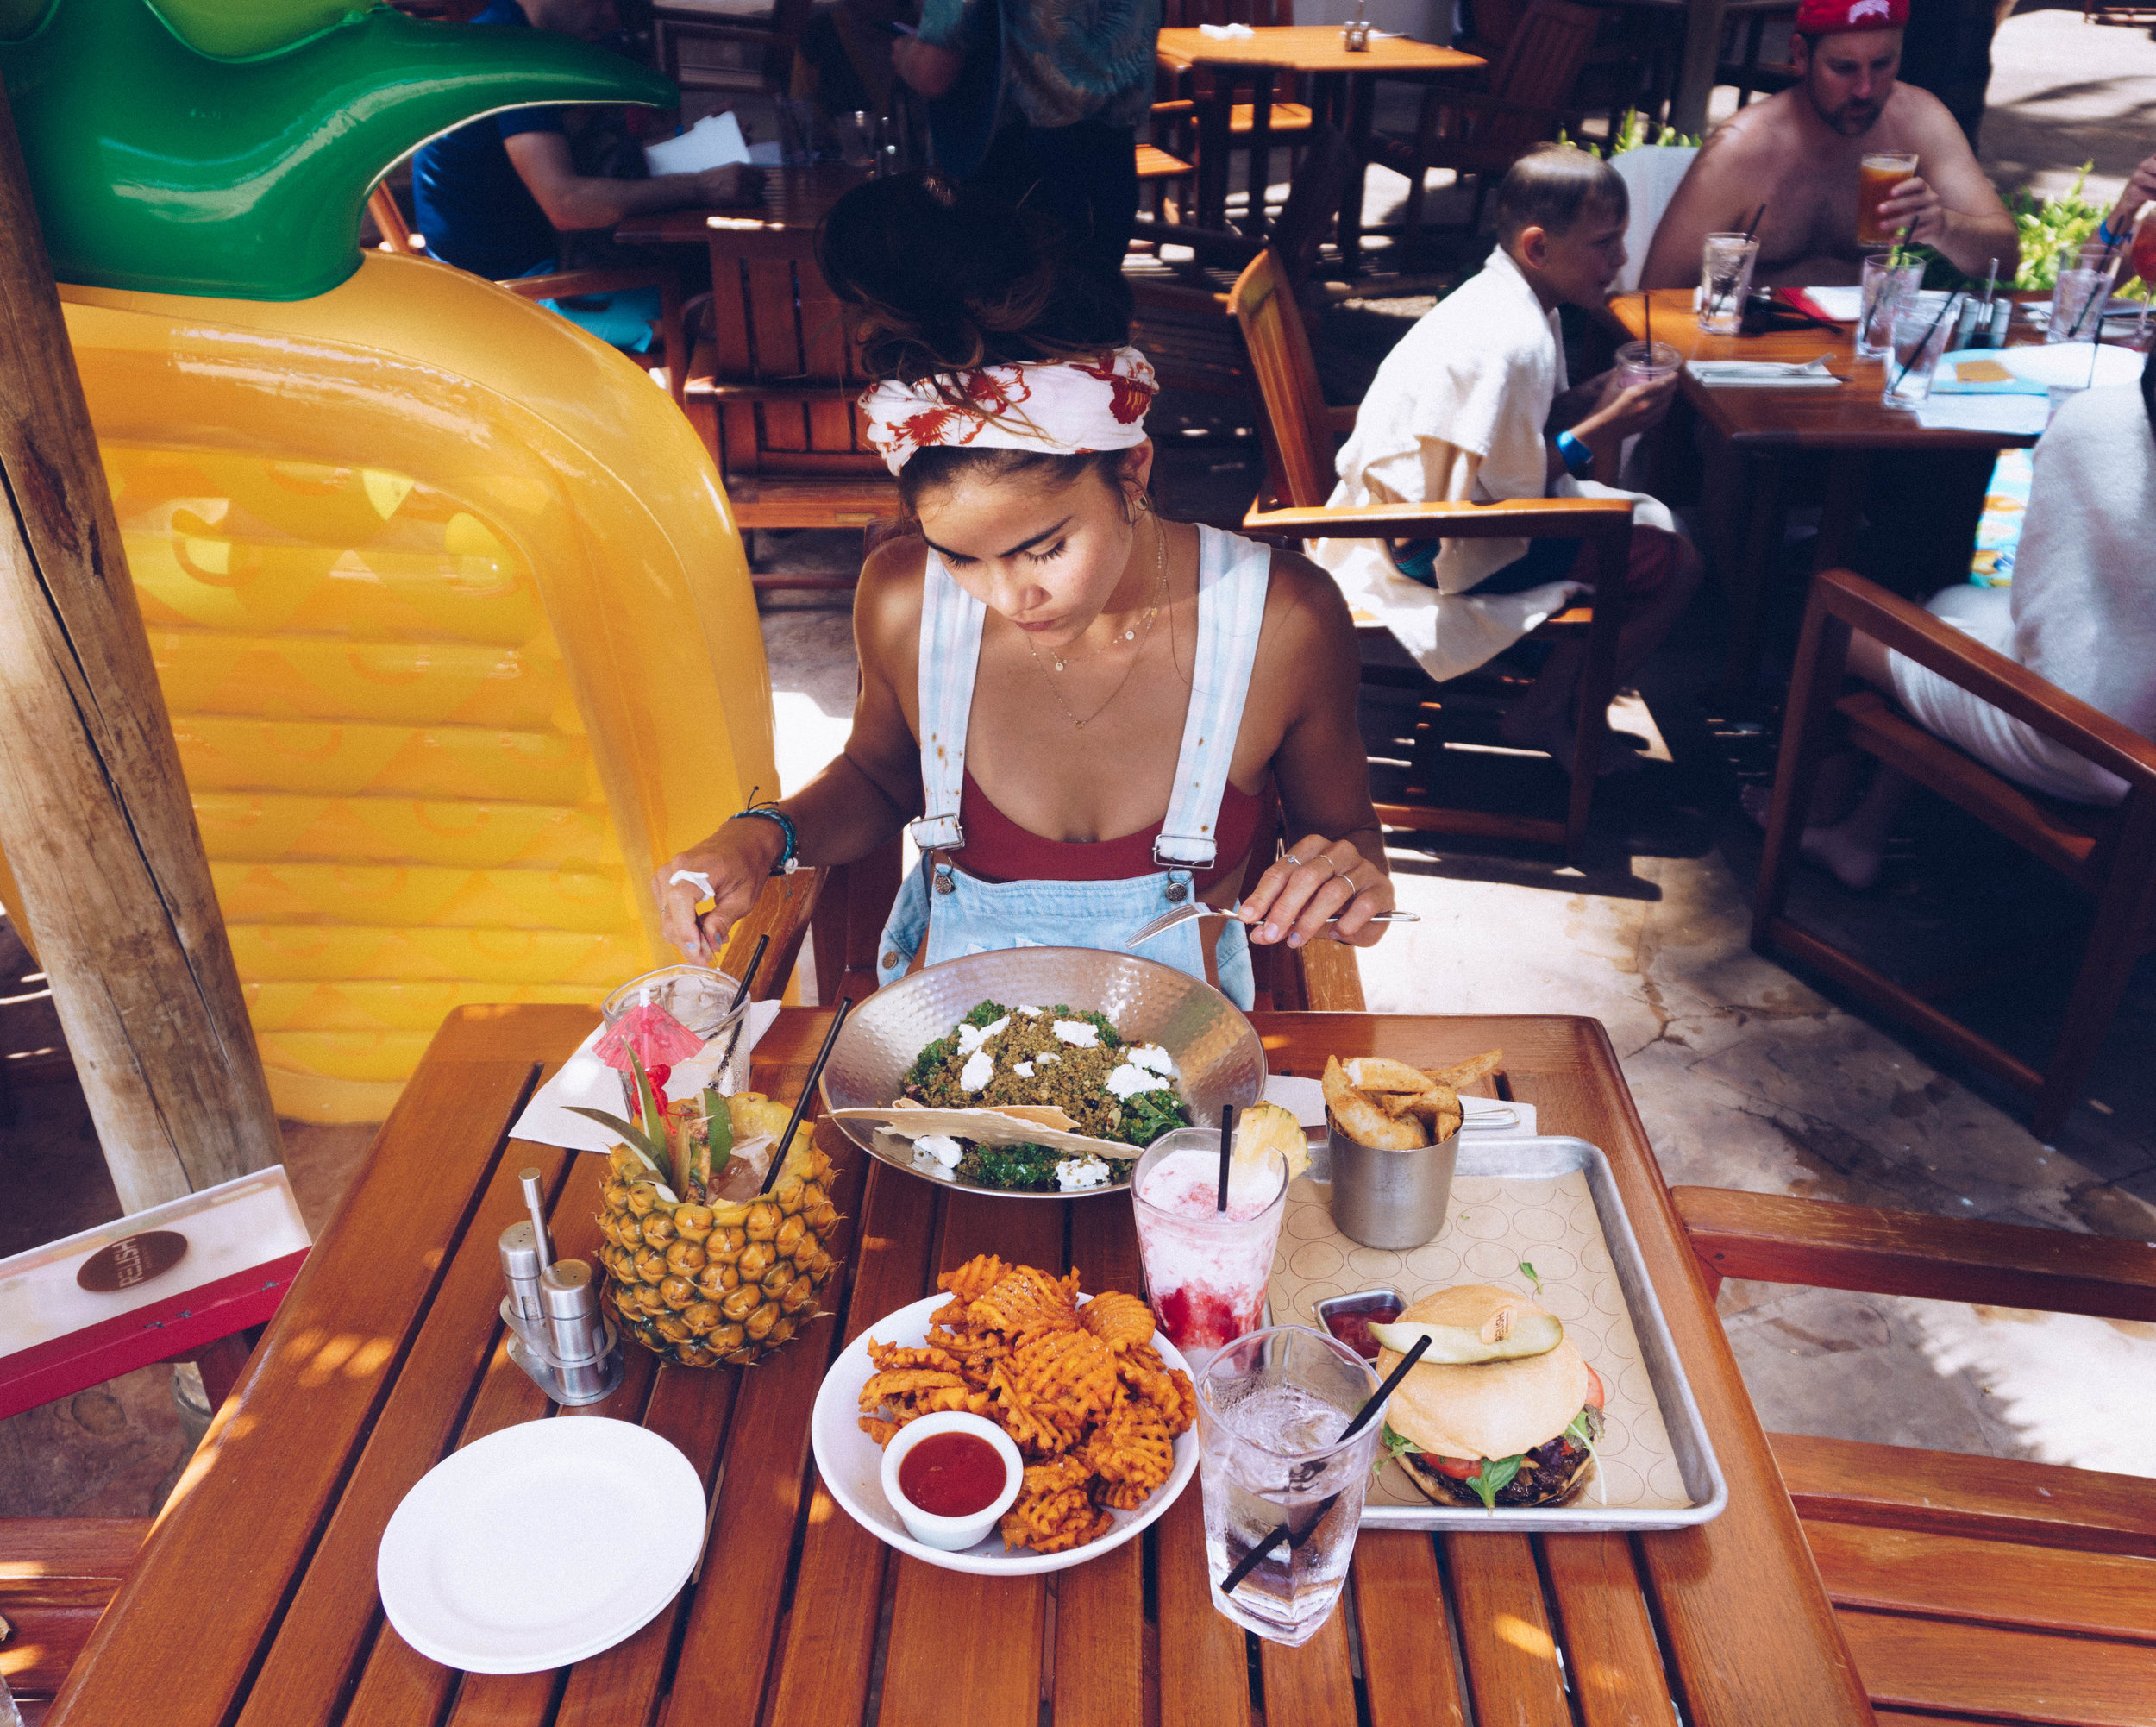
[876,523,1270,1009]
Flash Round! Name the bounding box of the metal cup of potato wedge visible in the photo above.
[1326,1118,1459,1249]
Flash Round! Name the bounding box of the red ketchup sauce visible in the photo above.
[1322,1297,1403,1361]
[897,1430,1006,1518]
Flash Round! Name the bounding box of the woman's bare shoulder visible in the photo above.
[854,531,927,666]
[1260,544,1357,647]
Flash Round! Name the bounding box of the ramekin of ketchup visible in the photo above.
[881,1411,1025,1551]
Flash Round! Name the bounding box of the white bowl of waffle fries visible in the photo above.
[809,1257,1201,1576]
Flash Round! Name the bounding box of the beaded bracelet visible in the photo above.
[732,803,799,876]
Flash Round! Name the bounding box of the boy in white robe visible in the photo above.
[1312,146,1701,768]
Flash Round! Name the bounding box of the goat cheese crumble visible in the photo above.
[1053,1020,1100,1048]
[1054,1156,1112,1191]
[1127,1044,1177,1078]
[957,1015,1010,1055]
[959,1050,995,1092]
[912,1134,962,1177]
[1106,1062,1170,1101]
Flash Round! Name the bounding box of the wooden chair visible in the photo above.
[1672,1184,2156,1727]
[1128,124,1356,400]
[1369,0,1602,242]
[642,0,813,97]
[1230,246,1632,863]
[685,220,901,556]
[365,185,689,409]
[0,1518,147,1724]
[1150,0,1314,237]
[1756,568,2156,1140]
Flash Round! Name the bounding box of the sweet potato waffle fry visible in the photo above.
[856,1253,1197,1554]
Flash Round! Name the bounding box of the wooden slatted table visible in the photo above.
[45,1005,1875,1727]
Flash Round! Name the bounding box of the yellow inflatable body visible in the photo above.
[47,254,775,1122]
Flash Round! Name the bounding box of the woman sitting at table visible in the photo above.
[1752,346,2156,890]
[655,173,1397,1006]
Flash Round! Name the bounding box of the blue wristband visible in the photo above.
[733,804,799,876]
[1555,430,1595,478]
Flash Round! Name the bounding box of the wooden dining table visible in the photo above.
[1601,286,2062,695]
[46,1003,1876,1727]
[1153,27,1484,270]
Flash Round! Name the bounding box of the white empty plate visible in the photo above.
[378,1417,705,1673]
[1998,342,2143,391]
[811,1293,1198,1576]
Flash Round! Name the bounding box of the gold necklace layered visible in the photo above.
[1025,517,1168,731]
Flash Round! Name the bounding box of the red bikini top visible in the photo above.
[955,770,1265,893]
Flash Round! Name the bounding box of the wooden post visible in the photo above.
[0,86,281,1213]
[1670,0,1730,137]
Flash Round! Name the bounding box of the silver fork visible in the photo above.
[1125,901,1419,951]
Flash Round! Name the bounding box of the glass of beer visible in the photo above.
[1857,152,1919,248]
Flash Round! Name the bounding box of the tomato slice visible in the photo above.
[1432,1454,1480,1479]
[1583,1364,1607,1409]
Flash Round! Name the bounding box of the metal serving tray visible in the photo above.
[1271,1135,1727,1534]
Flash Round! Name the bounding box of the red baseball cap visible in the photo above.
[1794,0,1907,30]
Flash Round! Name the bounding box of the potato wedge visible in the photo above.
[1323,1055,1427,1150]
[1343,1056,1438,1096]
[1427,1048,1503,1090]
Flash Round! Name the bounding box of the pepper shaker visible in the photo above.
[542,1261,624,1406]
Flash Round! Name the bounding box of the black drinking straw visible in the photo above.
[1216,1103,1237,1213]
[758,994,851,1194]
[1888,291,1962,399]
[2068,236,2121,342]
[708,932,772,1090]
[1217,1334,1433,1594]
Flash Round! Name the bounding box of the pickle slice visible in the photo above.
[1368,1308,1563,1363]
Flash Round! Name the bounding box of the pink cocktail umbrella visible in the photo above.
[594,1005,705,1085]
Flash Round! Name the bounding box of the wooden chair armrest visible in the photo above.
[1326,405,1359,436]
[1815,568,2156,795]
[690,380,865,404]
[1130,278,1232,314]
[500,267,677,300]
[1128,221,1263,267]
[1672,1185,2156,1322]
[716,869,826,1001]
[1244,495,1633,542]
[1442,91,1589,126]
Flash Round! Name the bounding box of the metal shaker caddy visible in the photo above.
[498,1166,625,1406]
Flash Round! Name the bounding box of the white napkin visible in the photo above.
[1913,395,2049,436]
[1197,20,1255,36]
[510,1001,784,1152]
[1687,355,1842,389]
[1260,1074,1537,1138]
[643,110,751,177]
[1798,285,1953,323]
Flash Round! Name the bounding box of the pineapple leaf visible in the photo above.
[629,1052,667,1145]
[564,1106,668,1171]
[705,1086,733,1177]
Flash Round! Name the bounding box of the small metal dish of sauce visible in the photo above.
[1314,1287,1406,1361]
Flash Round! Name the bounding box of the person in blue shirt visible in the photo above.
[890,0,1158,279]
[412,0,763,282]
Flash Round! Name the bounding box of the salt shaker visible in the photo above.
[542,1261,624,1406]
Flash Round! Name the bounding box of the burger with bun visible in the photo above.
[1371,1284,1604,1510]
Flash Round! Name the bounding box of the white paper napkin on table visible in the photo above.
[1687,355,1842,388]
[1261,1074,1538,1138]
[1913,396,2049,436]
[1198,20,1255,35]
[510,1001,784,1153]
[643,110,751,177]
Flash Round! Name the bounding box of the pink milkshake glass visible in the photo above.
[1131,1127,1290,1375]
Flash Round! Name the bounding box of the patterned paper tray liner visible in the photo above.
[1267,1138,1725,1529]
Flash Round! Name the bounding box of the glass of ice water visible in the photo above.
[1195,1325,1383,1646]
[1858,252,1923,360]
[1696,231,1760,336]
[1883,300,1957,408]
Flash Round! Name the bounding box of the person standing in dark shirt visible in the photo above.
[412,0,763,280]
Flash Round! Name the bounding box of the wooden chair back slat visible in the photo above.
[1227,248,1338,509]
[1269,124,1357,285]
[1484,0,1603,147]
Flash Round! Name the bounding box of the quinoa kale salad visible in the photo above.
[900,1002,1190,1193]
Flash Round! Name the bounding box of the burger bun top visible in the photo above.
[1376,1285,1589,1461]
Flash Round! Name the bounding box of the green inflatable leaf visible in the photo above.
[0,0,675,299]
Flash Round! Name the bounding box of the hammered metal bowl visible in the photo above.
[819,948,1267,1199]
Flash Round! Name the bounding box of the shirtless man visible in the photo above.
[1642,0,2016,289]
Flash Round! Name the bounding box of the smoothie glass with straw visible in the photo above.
[1856,152,1919,248]
[1132,1120,1289,1377]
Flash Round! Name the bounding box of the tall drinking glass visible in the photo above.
[1131,1128,1288,1376]
[600,964,751,1110]
[1197,1326,1383,1645]
[2048,245,2118,344]
[1856,150,1919,248]
[1697,232,1760,335]
[1858,253,1923,360]
[1883,300,1956,408]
